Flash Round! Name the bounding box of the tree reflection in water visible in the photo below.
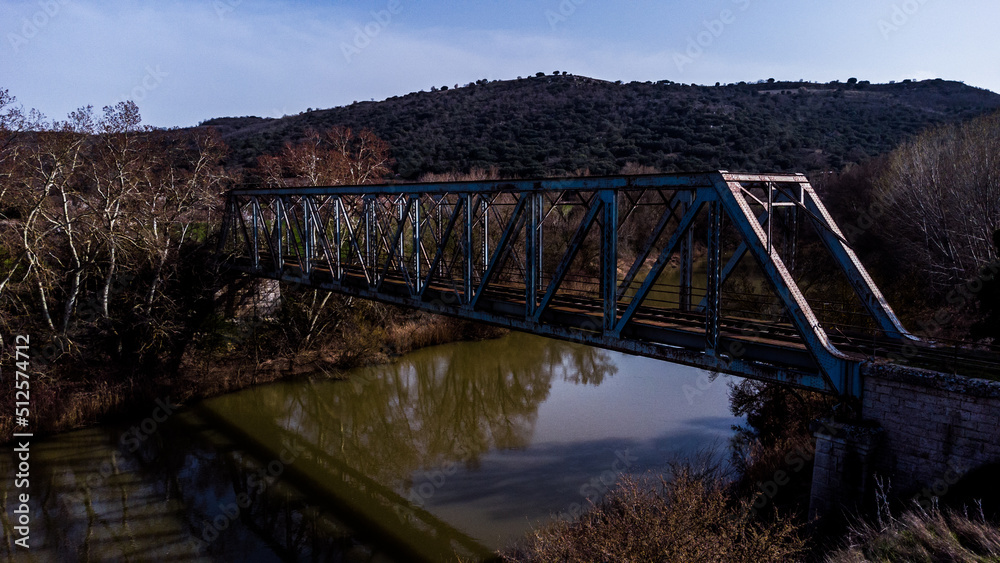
[206,332,618,485]
[0,333,618,562]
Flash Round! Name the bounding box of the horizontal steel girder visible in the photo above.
[218,171,920,397]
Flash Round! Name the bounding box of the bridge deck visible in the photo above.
[219,171,1000,396]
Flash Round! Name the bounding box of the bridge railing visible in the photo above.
[218,171,920,397]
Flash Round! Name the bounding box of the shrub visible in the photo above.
[503,466,805,563]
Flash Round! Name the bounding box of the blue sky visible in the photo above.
[2,0,998,127]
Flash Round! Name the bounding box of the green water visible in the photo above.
[1,332,741,561]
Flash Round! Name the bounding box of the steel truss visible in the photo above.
[218,171,918,397]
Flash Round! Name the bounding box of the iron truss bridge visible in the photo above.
[218,171,996,397]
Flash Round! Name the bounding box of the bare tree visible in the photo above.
[255,126,394,350]
[89,101,150,318]
[135,127,228,316]
[13,107,99,342]
[259,126,393,187]
[873,111,1000,288]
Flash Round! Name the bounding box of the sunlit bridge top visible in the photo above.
[217,170,994,397]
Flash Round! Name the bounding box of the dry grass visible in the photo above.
[503,466,805,563]
[827,504,1000,563]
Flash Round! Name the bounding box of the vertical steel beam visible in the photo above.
[536,190,544,299]
[420,197,465,300]
[274,198,284,271]
[613,196,706,337]
[533,197,604,322]
[364,197,372,278]
[695,210,769,312]
[303,196,312,276]
[376,198,414,293]
[617,194,685,300]
[413,195,421,293]
[251,197,261,270]
[679,192,693,312]
[525,190,541,318]
[602,189,618,333]
[482,198,490,269]
[437,197,445,278]
[469,195,528,310]
[334,197,342,278]
[767,182,774,253]
[465,194,474,303]
[705,200,722,353]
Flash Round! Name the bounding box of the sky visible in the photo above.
[2,0,999,128]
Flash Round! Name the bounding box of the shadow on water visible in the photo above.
[1,332,738,561]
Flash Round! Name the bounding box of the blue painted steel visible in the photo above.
[469,195,527,310]
[533,197,603,323]
[695,209,769,313]
[705,200,722,353]
[420,197,465,301]
[218,171,925,397]
[711,174,852,394]
[617,194,682,300]
[601,189,618,333]
[612,195,706,337]
[801,187,916,341]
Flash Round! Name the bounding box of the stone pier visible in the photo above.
[809,363,1000,520]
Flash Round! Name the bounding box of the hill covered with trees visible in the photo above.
[201,74,1000,179]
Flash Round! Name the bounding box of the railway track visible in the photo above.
[233,255,1000,381]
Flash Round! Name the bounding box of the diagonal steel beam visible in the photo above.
[695,209,770,312]
[613,195,706,337]
[376,197,414,293]
[712,174,855,395]
[468,195,528,310]
[532,198,604,322]
[419,197,466,301]
[799,183,916,341]
[617,194,685,300]
[338,197,372,284]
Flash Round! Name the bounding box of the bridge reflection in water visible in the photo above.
[0,333,740,562]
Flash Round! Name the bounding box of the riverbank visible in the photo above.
[499,462,1000,562]
[0,306,505,446]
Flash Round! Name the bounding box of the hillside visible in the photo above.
[201,74,1000,179]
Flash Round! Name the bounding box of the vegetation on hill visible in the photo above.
[815,110,1000,343]
[201,74,1000,179]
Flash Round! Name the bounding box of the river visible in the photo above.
[0,332,742,562]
